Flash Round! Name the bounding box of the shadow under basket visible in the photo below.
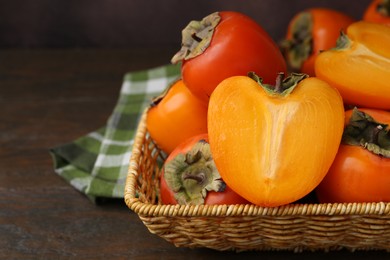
[124,108,390,252]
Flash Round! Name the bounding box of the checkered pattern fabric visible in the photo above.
[50,64,181,202]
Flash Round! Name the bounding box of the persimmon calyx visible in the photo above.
[171,12,221,64]
[248,71,308,97]
[377,0,390,17]
[163,139,225,205]
[343,107,390,157]
[280,11,313,71]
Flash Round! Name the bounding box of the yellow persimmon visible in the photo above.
[207,72,344,207]
[315,21,390,109]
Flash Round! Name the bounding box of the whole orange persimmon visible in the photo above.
[316,108,390,203]
[207,72,344,207]
[171,11,286,104]
[146,79,208,154]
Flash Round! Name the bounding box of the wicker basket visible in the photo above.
[124,108,390,252]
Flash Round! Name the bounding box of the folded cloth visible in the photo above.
[50,64,181,203]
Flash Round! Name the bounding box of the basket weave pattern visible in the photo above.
[125,109,390,252]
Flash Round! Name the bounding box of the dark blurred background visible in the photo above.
[0,0,371,49]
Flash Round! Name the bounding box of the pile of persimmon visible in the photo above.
[148,11,288,206]
[146,5,390,207]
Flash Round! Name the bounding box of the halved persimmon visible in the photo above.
[315,21,390,109]
[207,72,345,207]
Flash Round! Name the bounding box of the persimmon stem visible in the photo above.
[369,125,384,144]
[191,33,203,42]
[274,72,285,93]
[183,171,206,184]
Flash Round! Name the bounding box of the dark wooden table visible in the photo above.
[1,48,389,259]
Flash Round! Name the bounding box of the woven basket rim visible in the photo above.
[124,108,390,218]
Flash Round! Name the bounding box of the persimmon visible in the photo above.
[316,108,390,203]
[282,8,354,76]
[315,21,390,109]
[160,134,249,205]
[171,11,286,104]
[363,0,390,26]
[207,72,344,207]
[146,79,208,154]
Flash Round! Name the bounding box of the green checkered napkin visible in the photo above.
[50,64,181,203]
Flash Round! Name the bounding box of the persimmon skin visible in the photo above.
[316,108,390,203]
[286,8,354,76]
[146,80,208,154]
[363,0,390,26]
[315,21,390,110]
[181,11,287,104]
[207,75,344,207]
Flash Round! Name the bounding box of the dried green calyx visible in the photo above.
[343,108,390,157]
[171,12,221,64]
[163,139,225,205]
[248,71,308,97]
[280,11,313,71]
